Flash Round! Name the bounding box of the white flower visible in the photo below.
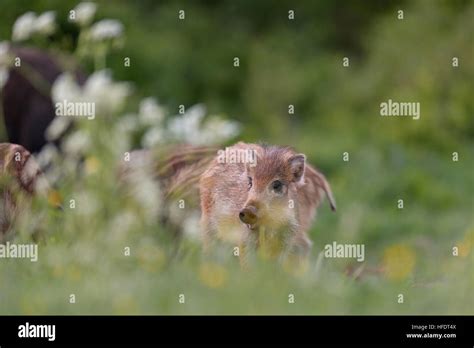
[63,130,92,156]
[34,173,51,196]
[12,11,56,41]
[90,19,123,41]
[45,116,72,141]
[167,104,240,145]
[200,116,240,144]
[167,104,206,144]
[127,167,161,221]
[120,150,161,221]
[70,2,97,26]
[82,70,132,115]
[52,70,132,116]
[107,211,137,239]
[0,41,11,66]
[182,212,202,240]
[117,114,139,133]
[51,73,82,103]
[138,97,165,126]
[75,191,99,216]
[12,12,37,41]
[106,128,131,157]
[142,127,164,148]
[34,144,59,169]
[34,11,56,36]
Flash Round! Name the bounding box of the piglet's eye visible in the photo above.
[271,180,283,193]
[247,176,253,190]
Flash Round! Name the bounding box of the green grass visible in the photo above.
[0,0,473,314]
[0,125,471,315]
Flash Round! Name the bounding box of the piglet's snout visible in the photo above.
[239,206,258,225]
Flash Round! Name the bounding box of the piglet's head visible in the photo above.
[239,146,309,231]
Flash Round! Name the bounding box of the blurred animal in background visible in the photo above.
[0,143,51,241]
[1,46,84,153]
[120,144,217,239]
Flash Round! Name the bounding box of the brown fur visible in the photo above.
[199,142,336,264]
[120,145,217,234]
[0,143,50,240]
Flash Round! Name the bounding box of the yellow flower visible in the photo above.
[113,294,138,314]
[137,245,165,273]
[382,244,416,281]
[457,233,472,258]
[198,262,227,288]
[66,265,82,281]
[47,189,62,207]
[85,156,100,175]
[20,295,46,314]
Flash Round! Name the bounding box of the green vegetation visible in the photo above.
[0,0,472,314]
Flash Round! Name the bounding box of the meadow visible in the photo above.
[0,0,472,314]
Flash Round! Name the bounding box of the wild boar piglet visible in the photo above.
[199,142,336,262]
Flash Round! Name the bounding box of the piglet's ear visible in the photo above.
[288,154,306,182]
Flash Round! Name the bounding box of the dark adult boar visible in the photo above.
[1,47,84,153]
